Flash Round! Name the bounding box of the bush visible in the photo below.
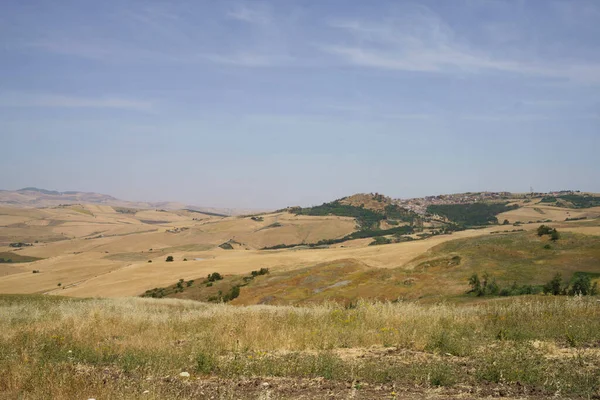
[196,352,216,374]
[207,272,223,282]
[223,285,241,302]
[186,280,194,287]
[468,273,483,296]
[251,268,269,277]
[537,225,553,236]
[166,256,174,262]
[550,229,560,241]
[148,260,152,263]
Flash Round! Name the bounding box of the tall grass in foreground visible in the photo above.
[0,295,599,399]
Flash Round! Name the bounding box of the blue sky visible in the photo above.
[1,0,599,208]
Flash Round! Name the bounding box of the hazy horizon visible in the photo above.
[2,0,599,209]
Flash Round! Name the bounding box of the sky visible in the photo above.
[1,0,599,209]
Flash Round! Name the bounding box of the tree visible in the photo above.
[503,219,510,225]
[544,273,562,295]
[569,274,592,295]
[166,256,174,262]
[550,229,560,242]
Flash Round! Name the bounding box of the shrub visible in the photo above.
[207,272,223,282]
[183,258,188,261]
[223,285,241,302]
[537,225,553,236]
[468,273,482,296]
[196,352,216,374]
[166,256,174,262]
[550,229,560,241]
[186,280,194,287]
[148,260,152,263]
[32,270,40,273]
[543,244,552,250]
[57,283,61,287]
[251,268,269,277]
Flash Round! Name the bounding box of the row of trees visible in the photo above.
[468,272,598,297]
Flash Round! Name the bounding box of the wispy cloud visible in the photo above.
[0,92,153,111]
[227,3,271,25]
[323,7,600,84]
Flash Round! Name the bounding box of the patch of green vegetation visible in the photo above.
[142,269,270,302]
[421,231,600,293]
[261,222,282,229]
[113,207,138,214]
[184,208,228,217]
[541,194,600,208]
[9,242,32,248]
[565,216,587,221]
[219,242,234,250]
[426,202,518,227]
[293,200,385,228]
[0,252,43,263]
[369,236,392,246]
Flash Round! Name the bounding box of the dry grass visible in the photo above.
[1,295,599,398]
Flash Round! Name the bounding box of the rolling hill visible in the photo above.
[0,187,258,216]
[0,191,597,303]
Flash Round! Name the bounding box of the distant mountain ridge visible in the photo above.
[0,188,260,216]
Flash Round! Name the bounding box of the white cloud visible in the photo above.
[0,92,153,111]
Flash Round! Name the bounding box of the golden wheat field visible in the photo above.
[1,200,600,301]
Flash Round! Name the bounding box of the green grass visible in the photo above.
[426,231,600,286]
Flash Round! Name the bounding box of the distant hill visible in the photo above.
[0,188,259,216]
